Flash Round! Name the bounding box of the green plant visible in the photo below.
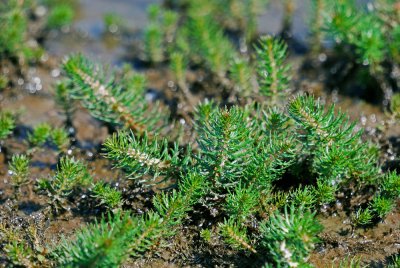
[0,222,48,266]
[351,208,373,227]
[55,171,206,265]
[309,0,326,53]
[144,23,164,63]
[370,195,394,219]
[290,186,316,208]
[58,80,391,266]
[313,179,337,205]
[388,255,400,268]
[9,154,30,197]
[219,218,256,253]
[288,95,379,184]
[260,206,322,267]
[317,0,400,99]
[255,35,291,102]
[332,257,365,268]
[185,0,268,41]
[0,111,15,140]
[170,52,187,88]
[103,12,124,33]
[0,74,9,90]
[28,123,52,146]
[224,184,259,223]
[92,181,123,212]
[46,4,74,29]
[196,106,254,191]
[364,171,400,220]
[103,131,189,183]
[230,58,255,96]
[0,0,27,59]
[391,92,400,119]
[200,228,212,243]
[53,212,137,267]
[186,15,238,81]
[50,127,70,152]
[37,156,92,213]
[63,54,167,134]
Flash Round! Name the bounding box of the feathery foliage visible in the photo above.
[50,127,70,152]
[187,15,238,79]
[219,218,256,253]
[0,111,15,140]
[0,0,27,59]
[104,131,189,184]
[144,23,164,63]
[256,36,291,101]
[288,95,379,184]
[351,208,373,227]
[46,4,74,29]
[9,154,30,194]
[318,0,400,93]
[28,123,52,146]
[53,212,137,267]
[37,157,92,213]
[260,206,322,267]
[170,52,188,91]
[63,54,167,134]
[224,184,259,223]
[92,182,123,212]
[230,58,255,96]
[196,106,253,190]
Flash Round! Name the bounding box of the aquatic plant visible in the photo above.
[261,206,322,267]
[63,54,167,135]
[37,156,92,213]
[9,154,30,198]
[313,0,400,102]
[53,89,390,266]
[103,12,124,33]
[28,123,52,146]
[46,4,74,29]
[0,111,15,140]
[255,35,291,102]
[91,182,123,212]
[1,0,399,266]
[0,0,28,60]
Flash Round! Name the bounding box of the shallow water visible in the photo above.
[44,0,311,64]
[44,0,162,64]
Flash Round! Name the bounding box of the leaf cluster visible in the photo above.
[54,170,206,266]
[63,54,167,134]
[255,35,291,100]
[9,154,30,193]
[46,4,74,29]
[0,0,28,59]
[0,111,15,140]
[260,206,322,267]
[318,0,400,79]
[28,123,69,151]
[288,95,379,184]
[144,4,179,63]
[355,171,400,225]
[91,181,123,211]
[37,156,92,213]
